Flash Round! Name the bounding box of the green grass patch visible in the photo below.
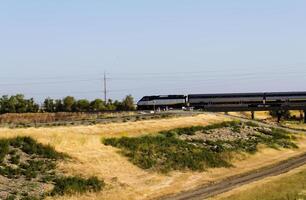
[103,121,298,173]
[51,176,104,196]
[104,135,231,172]
[244,121,260,127]
[159,121,242,137]
[8,136,66,159]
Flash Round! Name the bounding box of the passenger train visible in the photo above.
[137,92,306,111]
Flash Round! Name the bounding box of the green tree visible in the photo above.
[54,99,64,112]
[0,94,39,113]
[10,94,26,113]
[63,96,76,112]
[269,110,290,121]
[0,95,10,114]
[76,99,90,112]
[90,99,106,111]
[105,99,116,111]
[44,98,55,112]
[26,98,39,112]
[121,95,135,111]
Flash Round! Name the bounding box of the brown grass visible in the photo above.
[0,112,137,124]
[282,122,306,131]
[228,111,272,120]
[0,113,305,200]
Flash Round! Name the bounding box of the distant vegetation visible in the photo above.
[0,136,104,199]
[0,94,135,114]
[103,121,298,173]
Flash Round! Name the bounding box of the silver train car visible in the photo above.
[188,93,264,109]
[137,95,186,110]
[137,92,306,110]
[265,92,306,107]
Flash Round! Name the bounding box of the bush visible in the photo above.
[8,136,66,159]
[51,176,104,196]
[270,110,291,120]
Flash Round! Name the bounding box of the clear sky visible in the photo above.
[1,1,306,102]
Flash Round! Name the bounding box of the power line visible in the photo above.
[0,78,101,87]
[104,71,107,102]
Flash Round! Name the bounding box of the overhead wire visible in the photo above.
[0,65,305,99]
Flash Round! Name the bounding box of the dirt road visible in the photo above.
[160,152,306,200]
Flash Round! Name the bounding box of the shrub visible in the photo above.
[0,140,9,163]
[51,176,104,196]
[104,135,231,172]
[8,136,66,159]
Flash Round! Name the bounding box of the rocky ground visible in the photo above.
[179,124,273,142]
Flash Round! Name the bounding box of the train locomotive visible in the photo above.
[137,92,306,111]
[137,95,186,110]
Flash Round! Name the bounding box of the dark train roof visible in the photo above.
[188,93,264,98]
[140,95,185,101]
[188,91,306,98]
[265,91,306,96]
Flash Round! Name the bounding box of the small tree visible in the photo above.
[90,99,106,111]
[54,99,64,112]
[26,98,39,113]
[43,97,55,112]
[121,95,135,111]
[0,95,13,113]
[269,110,290,121]
[76,99,90,112]
[63,96,76,112]
[104,99,115,111]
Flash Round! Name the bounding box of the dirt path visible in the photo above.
[160,153,306,200]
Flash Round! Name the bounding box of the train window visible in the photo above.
[141,97,151,101]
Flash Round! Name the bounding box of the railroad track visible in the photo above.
[161,152,306,200]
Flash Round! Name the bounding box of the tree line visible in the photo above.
[0,94,135,114]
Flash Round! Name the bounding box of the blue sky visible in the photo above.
[0,1,306,102]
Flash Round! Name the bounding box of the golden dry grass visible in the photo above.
[282,121,306,131]
[0,112,137,124]
[228,111,271,120]
[0,113,305,200]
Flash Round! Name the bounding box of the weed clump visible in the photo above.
[51,176,104,196]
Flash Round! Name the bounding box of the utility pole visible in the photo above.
[104,72,107,102]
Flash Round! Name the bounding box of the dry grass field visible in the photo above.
[282,121,306,131]
[228,111,272,121]
[0,112,137,124]
[229,111,304,122]
[0,113,306,200]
